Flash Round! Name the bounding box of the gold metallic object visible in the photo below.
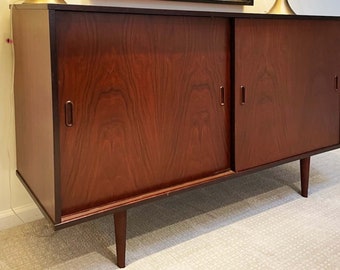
[268,0,294,15]
[23,0,66,4]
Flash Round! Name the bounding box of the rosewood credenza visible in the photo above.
[12,4,340,267]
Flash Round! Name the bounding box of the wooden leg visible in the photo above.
[300,157,310,198]
[114,210,127,268]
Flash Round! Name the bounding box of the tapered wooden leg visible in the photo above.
[300,157,310,198]
[114,210,127,268]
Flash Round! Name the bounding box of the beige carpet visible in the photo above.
[0,150,339,270]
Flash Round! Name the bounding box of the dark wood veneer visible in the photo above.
[12,4,340,268]
[56,12,231,215]
[234,18,340,171]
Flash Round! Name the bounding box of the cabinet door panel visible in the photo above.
[235,19,340,171]
[56,12,230,215]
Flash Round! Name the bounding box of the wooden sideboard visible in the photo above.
[12,4,340,268]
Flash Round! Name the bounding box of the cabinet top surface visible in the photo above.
[12,3,340,20]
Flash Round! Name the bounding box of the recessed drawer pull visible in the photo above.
[65,101,74,127]
[335,75,339,91]
[241,86,246,105]
[220,86,225,106]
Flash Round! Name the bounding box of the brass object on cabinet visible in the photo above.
[269,0,294,14]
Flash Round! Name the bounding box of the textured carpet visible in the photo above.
[0,150,339,270]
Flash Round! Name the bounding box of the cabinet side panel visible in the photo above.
[13,9,56,222]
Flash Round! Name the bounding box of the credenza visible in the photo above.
[12,3,340,267]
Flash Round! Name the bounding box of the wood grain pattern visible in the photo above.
[234,18,340,171]
[56,12,231,215]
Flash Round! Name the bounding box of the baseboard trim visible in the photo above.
[0,203,43,231]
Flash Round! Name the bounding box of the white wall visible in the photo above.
[0,0,13,214]
[289,0,340,16]
[0,0,339,230]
